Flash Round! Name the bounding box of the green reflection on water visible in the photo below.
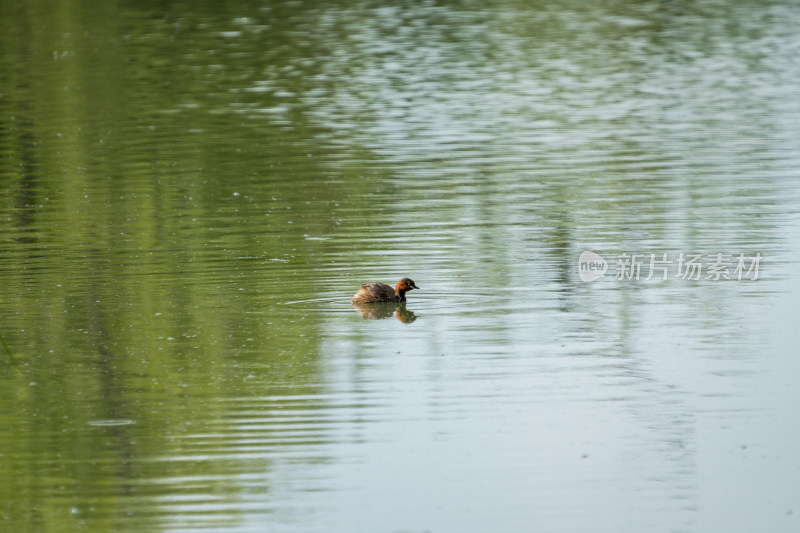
[1,3,350,530]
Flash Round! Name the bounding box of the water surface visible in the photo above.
[2,1,800,532]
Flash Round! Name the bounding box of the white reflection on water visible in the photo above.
[216,2,800,531]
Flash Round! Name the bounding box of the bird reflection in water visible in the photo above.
[352,302,418,323]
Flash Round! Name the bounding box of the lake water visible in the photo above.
[2,1,800,532]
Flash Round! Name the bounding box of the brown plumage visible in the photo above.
[351,277,419,304]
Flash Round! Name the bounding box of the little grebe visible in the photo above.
[351,277,419,304]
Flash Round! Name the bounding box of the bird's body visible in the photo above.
[351,277,419,304]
